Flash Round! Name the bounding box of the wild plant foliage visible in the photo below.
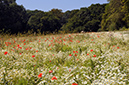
[0,32,129,84]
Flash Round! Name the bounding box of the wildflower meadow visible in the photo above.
[0,31,129,85]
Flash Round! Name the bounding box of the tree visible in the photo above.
[61,9,79,26]
[27,11,45,33]
[9,3,28,33]
[121,0,129,27]
[0,0,28,34]
[41,15,61,33]
[0,0,9,32]
[27,9,63,34]
[101,0,129,31]
[0,0,16,6]
[61,4,106,33]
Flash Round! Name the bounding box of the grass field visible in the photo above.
[0,31,129,85]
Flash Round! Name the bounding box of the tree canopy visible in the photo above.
[101,0,129,31]
[0,0,129,34]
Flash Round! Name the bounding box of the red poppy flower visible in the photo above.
[5,44,8,46]
[51,76,57,80]
[93,55,96,57]
[49,70,53,73]
[73,51,75,53]
[4,52,8,55]
[19,47,22,49]
[38,73,42,78]
[9,42,11,45]
[76,40,80,43]
[32,55,35,57]
[69,69,71,71]
[70,40,73,42]
[117,47,119,49]
[90,49,93,52]
[69,54,72,56]
[23,39,26,42]
[76,51,78,53]
[26,48,28,50]
[74,54,77,56]
[87,53,89,55]
[72,83,78,85]
[17,45,20,47]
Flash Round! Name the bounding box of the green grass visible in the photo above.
[0,31,129,85]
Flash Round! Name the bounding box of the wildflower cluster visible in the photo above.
[0,31,129,84]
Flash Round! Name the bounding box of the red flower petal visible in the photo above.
[4,52,8,55]
[51,76,57,80]
[93,55,96,57]
[74,54,77,56]
[90,49,93,52]
[69,69,71,71]
[69,54,72,56]
[49,70,53,73]
[38,73,42,78]
[72,83,78,85]
[32,55,35,57]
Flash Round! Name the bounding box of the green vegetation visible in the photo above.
[0,0,129,84]
[0,31,129,84]
[61,4,106,33]
[101,0,129,31]
[1,0,129,34]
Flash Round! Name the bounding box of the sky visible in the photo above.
[16,0,108,12]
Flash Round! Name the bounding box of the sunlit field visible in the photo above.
[0,31,129,85]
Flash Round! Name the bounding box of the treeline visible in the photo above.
[27,3,107,34]
[101,0,129,31]
[0,0,129,34]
